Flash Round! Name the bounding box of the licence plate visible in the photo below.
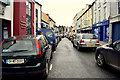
[6,59,24,64]
[87,45,95,47]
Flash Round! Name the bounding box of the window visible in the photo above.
[104,6,106,20]
[103,0,107,4]
[26,0,32,35]
[99,10,101,22]
[118,0,120,14]
[115,43,120,51]
[36,9,38,31]
[94,3,96,11]
[46,31,53,38]
[2,40,33,53]
[82,35,98,39]
[98,0,101,8]
[95,13,96,23]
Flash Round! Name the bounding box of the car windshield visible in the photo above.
[46,31,53,38]
[2,40,33,53]
[82,35,98,39]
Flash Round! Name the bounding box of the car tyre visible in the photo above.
[96,53,105,67]
[77,45,80,51]
[73,43,75,48]
[42,59,49,78]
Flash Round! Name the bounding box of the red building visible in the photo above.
[13,0,35,36]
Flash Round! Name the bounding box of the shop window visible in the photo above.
[36,9,38,31]
[118,0,120,14]
[26,0,32,35]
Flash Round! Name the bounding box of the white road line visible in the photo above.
[54,51,56,54]
[49,64,53,71]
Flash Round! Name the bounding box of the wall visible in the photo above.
[93,1,110,24]
[13,0,26,36]
[42,12,49,24]
[34,2,42,35]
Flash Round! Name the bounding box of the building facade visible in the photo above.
[49,17,56,32]
[77,4,93,33]
[34,1,42,35]
[13,0,35,36]
[0,0,12,41]
[110,1,120,42]
[41,12,49,28]
[92,0,110,42]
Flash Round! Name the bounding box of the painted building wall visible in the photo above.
[42,12,49,24]
[78,5,93,29]
[34,2,42,35]
[93,0,110,24]
[92,0,111,42]
[13,0,35,36]
[49,18,55,30]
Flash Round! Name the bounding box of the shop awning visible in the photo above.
[81,27,92,31]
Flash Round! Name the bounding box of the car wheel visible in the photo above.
[42,59,49,78]
[77,45,80,51]
[50,52,53,60]
[73,43,75,47]
[96,53,105,67]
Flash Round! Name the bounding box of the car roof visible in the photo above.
[4,35,44,41]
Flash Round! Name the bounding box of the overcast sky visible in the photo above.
[36,0,95,26]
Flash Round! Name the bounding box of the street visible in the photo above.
[48,38,120,78]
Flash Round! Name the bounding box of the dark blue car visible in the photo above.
[37,29,56,52]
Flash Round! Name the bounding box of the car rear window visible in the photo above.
[82,35,98,39]
[2,40,33,53]
[46,31,53,38]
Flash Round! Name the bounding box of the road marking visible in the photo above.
[54,51,56,54]
[49,64,52,71]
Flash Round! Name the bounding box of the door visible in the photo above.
[107,42,120,67]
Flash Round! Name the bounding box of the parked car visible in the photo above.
[55,33,61,46]
[73,33,100,51]
[37,29,56,52]
[1,35,52,78]
[71,33,77,43]
[95,40,120,70]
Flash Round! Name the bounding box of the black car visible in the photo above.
[95,40,120,70]
[1,35,53,78]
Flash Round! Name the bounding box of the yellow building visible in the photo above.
[49,17,56,32]
[78,4,93,33]
[73,7,87,33]
[41,12,49,28]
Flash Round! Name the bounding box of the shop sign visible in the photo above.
[96,23,103,26]
[84,20,88,25]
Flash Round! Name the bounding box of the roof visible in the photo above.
[35,1,42,6]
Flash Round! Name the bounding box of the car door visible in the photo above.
[113,42,120,68]
[107,43,120,67]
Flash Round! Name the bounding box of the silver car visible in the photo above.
[73,33,100,50]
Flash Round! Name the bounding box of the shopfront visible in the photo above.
[112,22,120,42]
[92,20,109,42]
[0,0,11,40]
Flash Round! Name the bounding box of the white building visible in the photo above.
[0,0,13,41]
[34,1,42,35]
[109,0,120,42]
[93,0,111,42]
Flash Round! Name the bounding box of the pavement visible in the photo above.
[99,41,109,46]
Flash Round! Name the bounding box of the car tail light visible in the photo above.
[97,40,99,43]
[53,40,55,43]
[35,39,41,58]
[0,40,4,46]
[14,39,22,40]
[80,40,84,43]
